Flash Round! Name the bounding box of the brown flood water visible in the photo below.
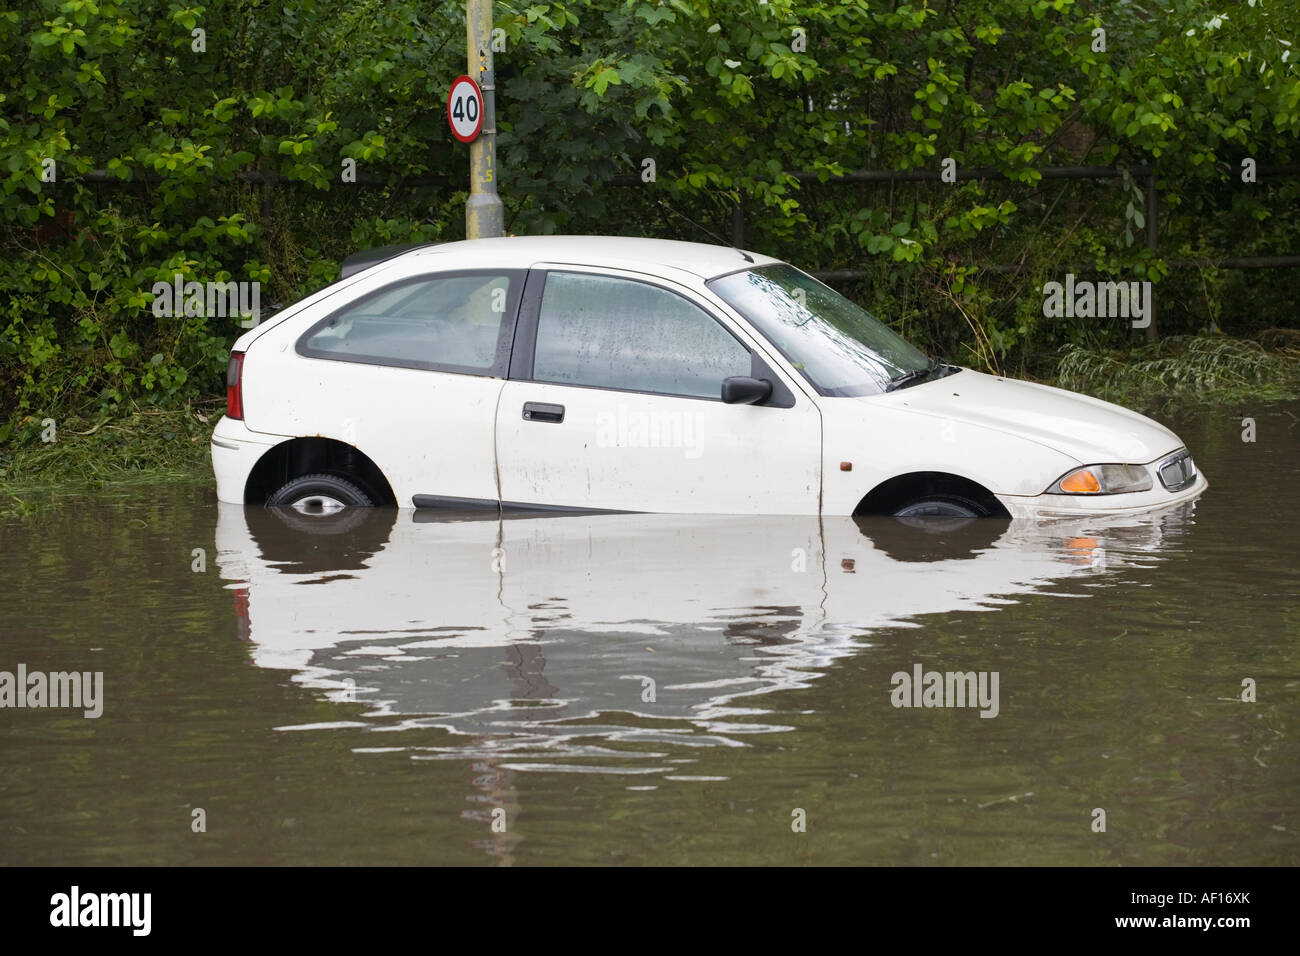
[1,402,1297,865]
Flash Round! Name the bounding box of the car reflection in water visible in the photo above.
[216,502,1195,773]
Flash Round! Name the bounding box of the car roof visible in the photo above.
[395,235,784,280]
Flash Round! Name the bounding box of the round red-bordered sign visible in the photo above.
[446,75,484,143]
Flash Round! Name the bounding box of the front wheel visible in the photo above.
[267,473,375,516]
[892,495,989,519]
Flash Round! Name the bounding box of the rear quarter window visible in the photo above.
[297,271,523,376]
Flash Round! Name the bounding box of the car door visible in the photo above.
[494,266,822,515]
[255,268,524,507]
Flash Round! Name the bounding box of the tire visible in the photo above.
[267,473,376,518]
[892,495,989,519]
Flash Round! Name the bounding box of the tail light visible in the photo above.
[226,351,245,420]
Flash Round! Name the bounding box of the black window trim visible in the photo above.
[295,268,527,378]
[508,267,796,408]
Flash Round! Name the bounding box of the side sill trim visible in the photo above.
[412,494,498,511]
[411,493,634,516]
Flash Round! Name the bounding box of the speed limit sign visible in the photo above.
[447,75,484,143]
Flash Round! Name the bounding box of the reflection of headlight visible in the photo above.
[1047,464,1153,495]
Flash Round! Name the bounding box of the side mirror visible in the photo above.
[721,376,773,405]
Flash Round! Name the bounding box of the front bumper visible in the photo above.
[997,471,1208,520]
[210,415,285,504]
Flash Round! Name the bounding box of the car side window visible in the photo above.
[298,272,518,375]
[532,271,751,399]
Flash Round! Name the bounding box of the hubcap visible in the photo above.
[289,494,347,515]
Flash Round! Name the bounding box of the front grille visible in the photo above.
[1157,450,1197,492]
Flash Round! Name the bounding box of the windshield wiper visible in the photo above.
[885,357,942,392]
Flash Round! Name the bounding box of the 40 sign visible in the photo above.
[447,75,484,144]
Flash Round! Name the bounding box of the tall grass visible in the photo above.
[0,404,217,516]
[1055,335,1300,412]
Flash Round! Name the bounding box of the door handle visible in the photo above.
[522,401,565,424]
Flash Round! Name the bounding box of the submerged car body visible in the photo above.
[211,236,1207,518]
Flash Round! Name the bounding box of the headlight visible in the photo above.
[1048,464,1153,495]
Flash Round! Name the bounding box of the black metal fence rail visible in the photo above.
[55,161,1300,337]
[614,162,1300,339]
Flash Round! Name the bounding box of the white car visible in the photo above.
[211,236,1207,519]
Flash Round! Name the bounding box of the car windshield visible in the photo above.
[708,263,931,396]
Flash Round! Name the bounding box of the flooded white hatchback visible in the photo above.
[211,236,1207,519]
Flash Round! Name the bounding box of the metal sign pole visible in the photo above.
[465,0,504,239]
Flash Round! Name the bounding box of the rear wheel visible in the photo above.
[267,473,375,517]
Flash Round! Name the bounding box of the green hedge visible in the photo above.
[3,0,1298,441]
